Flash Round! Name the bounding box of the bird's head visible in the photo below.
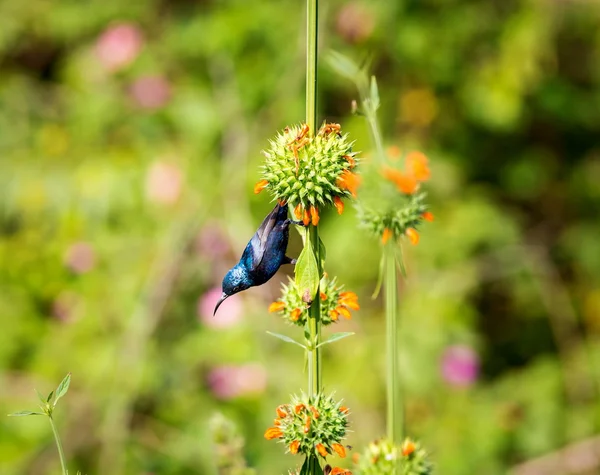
[213,265,251,315]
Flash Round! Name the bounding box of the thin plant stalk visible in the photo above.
[385,244,402,446]
[49,415,68,475]
[306,0,322,398]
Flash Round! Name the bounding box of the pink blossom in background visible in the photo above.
[336,2,375,44]
[130,76,171,110]
[64,242,96,274]
[207,363,267,400]
[198,287,242,328]
[52,292,79,322]
[95,23,143,72]
[441,344,480,387]
[195,224,230,258]
[145,161,182,205]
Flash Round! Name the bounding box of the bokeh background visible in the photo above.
[2,0,600,474]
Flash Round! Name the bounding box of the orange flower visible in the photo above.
[294,203,303,219]
[382,227,393,244]
[329,309,339,321]
[422,211,434,222]
[405,228,419,245]
[310,205,320,226]
[269,301,285,313]
[273,419,281,426]
[320,292,328,301]
[276,405,288,418]
[352,453,360,464]
[290,440,300,454]
[303,209,310,226]
[310,406,320,419]
[387,145,401,160]
[304,416,311,433]
[382,167,417,194]
[401,439,416,456]
[405,151,430,181]
[344,155,356,168]
[339,291,358,301]
[291,308,302,322]
[254,179,268,194]
[333,196,344,215]
[336,170,361,197]
[332,443,346,458]
[336,306,351,319]
[339,406,349,414]
[331,468,352,475]
[316,443,328,457]
[264,427,283,440]
[341,299,359,311]
[295,403,306,414]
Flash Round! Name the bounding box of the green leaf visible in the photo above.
[35,389,46,404]
[46,391,54,403]
[295,238,319,302]
[266,331,306,349]
[326,51,360,82]
[54,373,71,407]
[370,75,380,110]
[316,332,355,348]
[8,411,44,417]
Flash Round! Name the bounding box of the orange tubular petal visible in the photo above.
[291,308,302,322]
[254,179,268,194]
[269,301,285,313]
[341,300,360,310]
[329,310,339,321]
[336,170,361,197]
[339,406,349,414]
[310,406,320,419]
[294,203,303,219]
[320,292,328,301]
[382,227,393,244]
[276,405,288,418]
[332,443,347,458]
[290,440,300,455]
[401,439,416,456]
[405,151,430,182]
[264,427,283,440]
[273,419,281,426]
[295,404,305,414]
[331,468,352,475]
[304,416,311,433]
[303,209,310,226]
[422,211,434,222]
[344,155,356,168]
[339,291,357,300]
[382,167,418,194]
[310,205,320,226]
[336,306,352,319]
[405,228,420,245]
[316,443,328,457]
[333,196,344,215]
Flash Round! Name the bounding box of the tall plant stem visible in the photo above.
[385,244,402,446]
[306,0,321,399]
[49,415,68,475]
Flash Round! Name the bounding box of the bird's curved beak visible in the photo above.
[213,293,228,316]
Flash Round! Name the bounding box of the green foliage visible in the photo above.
[1,0,600,474]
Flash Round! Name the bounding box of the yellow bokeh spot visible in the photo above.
[400,88,439,128]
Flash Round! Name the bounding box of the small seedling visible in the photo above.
[8,373,72,475]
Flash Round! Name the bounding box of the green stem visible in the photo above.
[385,243,402,447]
[48,415,68,475]
[306,0,321,398]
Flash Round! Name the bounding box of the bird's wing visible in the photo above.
[245,203,282,271]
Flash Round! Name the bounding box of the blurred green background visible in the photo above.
[2,0,600,474]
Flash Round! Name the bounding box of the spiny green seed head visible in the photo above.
[269,276,359,327]
[258,123,359,215]
[265,392,350,460]
[355,438,433,475]
[356,150,432,244]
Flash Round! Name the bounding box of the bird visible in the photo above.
[214,203,298,315]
